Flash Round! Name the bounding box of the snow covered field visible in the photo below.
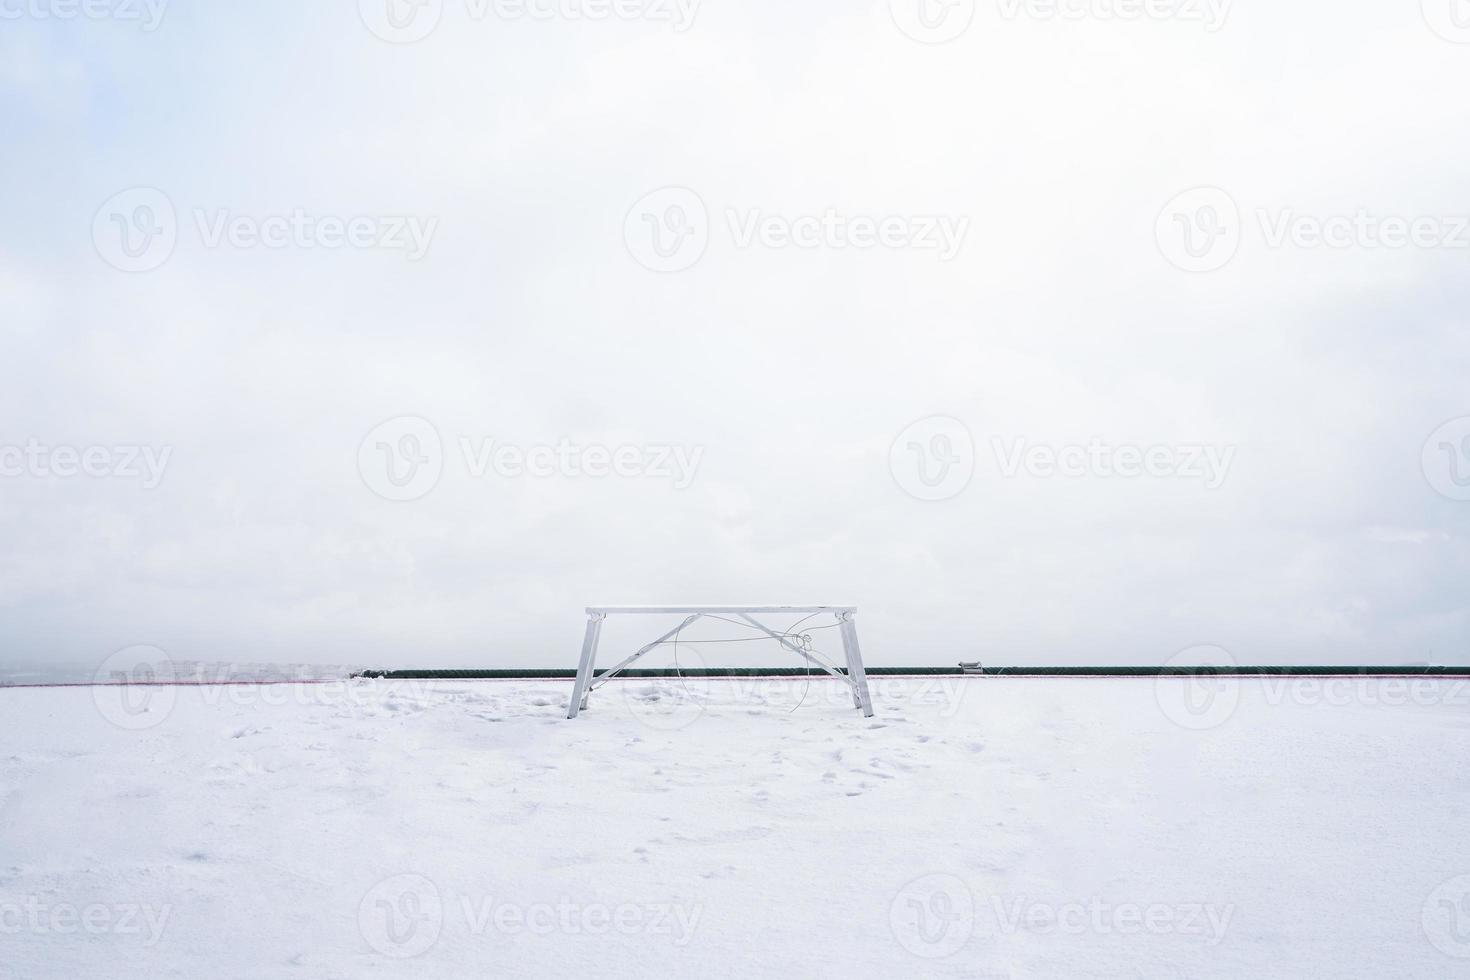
[3,675,1470,979]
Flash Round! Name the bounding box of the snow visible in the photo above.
[2,675,1469,979]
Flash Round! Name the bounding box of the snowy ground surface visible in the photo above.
[3,675,1470,979]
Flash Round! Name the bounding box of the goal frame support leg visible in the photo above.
[838,611,874,718]
[566,612,605,719]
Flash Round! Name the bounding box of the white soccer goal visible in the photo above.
[566,606,874,719]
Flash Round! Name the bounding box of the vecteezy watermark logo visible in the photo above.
[890,873,975,959]
[625,187,709,273]
[889,416,976,502]
[475,0,700,28]
[1154,644,1239,731]
[1254,675,1470,710]
[361,0,699,43]
[889,0,975,43]
[1424,874,1470,958]
[726,209,969,261]
[991,438,1236,489]
[359,0,444,43]
[988,895,1233,944]
[624,189,970,272]
[0,898,172,945]
[460,896,702,943]
[1160,188,1470,272]
[617,644,710,731]
[460,437,703,488]
[360,874,444,959]
[0,440,173,488]
[93,189,438,271]
[996,0,1231,31]
[358,417,444,503]
[1422,0,1470,43]
[93,187,177,273]
[92,645,178,731]
[714,674,967,719]
[1421,417,1470,502]
[1256,210,1470,252]
[172,667,438,718]
[193,209,437,260]
[359,877,702,952]
[358,419,705,501]
[0,0,169,30]
[1156,187,1240,273]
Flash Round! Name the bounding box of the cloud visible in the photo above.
[1,1,1468,675]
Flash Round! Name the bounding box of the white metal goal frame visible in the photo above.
[566,606,874,719]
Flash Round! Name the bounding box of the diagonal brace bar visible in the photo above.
[735,612,852,686]
[588,614,703,692]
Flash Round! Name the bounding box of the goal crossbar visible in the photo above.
[586,605,857,615]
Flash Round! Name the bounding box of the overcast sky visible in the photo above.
[2,0,1469,677]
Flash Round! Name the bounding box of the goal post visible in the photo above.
[567,606,874,719]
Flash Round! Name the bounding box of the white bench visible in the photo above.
[567,606,874,719]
